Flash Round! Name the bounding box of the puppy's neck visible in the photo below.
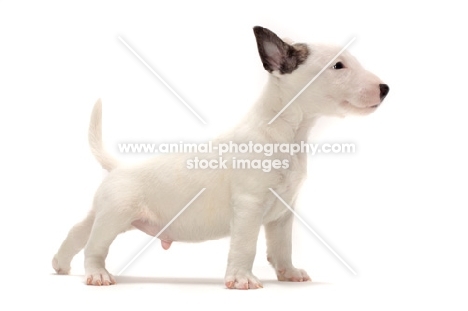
[239,76,320,143]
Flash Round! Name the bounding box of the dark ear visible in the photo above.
[253,26,309,74]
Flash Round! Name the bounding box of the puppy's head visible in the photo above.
[253,26,389,118]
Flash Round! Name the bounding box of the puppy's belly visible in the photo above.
[131,219,173,250]
[131,217,230,249]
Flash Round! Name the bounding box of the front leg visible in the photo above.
[225,194,265,290]
[265,212,311,282]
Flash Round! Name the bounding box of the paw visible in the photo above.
[276,267,311,282]
[52,255,70,275]
[85,268,116,286]
[225,270,263,290]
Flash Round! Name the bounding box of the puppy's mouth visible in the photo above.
[343,100,380,110]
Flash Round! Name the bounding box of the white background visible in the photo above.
[1,1,467,309]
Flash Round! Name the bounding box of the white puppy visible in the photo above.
[53,26,389,289]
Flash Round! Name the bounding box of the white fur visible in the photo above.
[52,29,387,289]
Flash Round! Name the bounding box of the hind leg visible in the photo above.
[83,210,132,286]
[52,211,95,274]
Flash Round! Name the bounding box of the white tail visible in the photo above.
[88,99,119,171]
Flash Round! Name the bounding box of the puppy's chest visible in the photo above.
[276,155,307,193]
[263,156,306,222]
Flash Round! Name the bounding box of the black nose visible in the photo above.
[379,84,389,100]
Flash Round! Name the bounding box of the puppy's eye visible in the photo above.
[333,62,344,70]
